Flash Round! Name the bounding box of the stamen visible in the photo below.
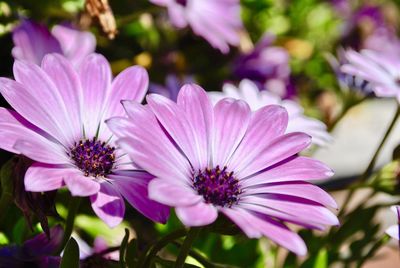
[69,138,115,177]
[192,165,241,207]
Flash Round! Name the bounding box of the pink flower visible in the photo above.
[341,49,400,102]
[12,19,96,67]
[209,80,332,146]
[385,206,400,241]
[0,53,169,227]
[108,84,338,255]
[150,0,242,53]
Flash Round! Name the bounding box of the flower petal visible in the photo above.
[212,98,251,166]
[240,195,339,226]
[0,66,72,145]
[175,202,218,226]
[13,138,69,165]
[147,93,206,170]
[25,163,74,192]
[227,105,288,173]
[148,178,202,207]
[0,107,50,154]
[79,54,112,138]
[241,156,334,186]
[90,182,125,228]
[109,171,170,223]
[222,207,307,255]
[51,24,96,67]
[41,54,82,142]
[12,19,62,65]
[235,132,311,179]
[64,174,100,196]
[116,101,191,182]
[103,66,149,120]
[242,181,337,208]
[177,84,214,169]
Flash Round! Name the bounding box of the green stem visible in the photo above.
[56,197,81,255]
[339,105,400,217]
[0,191,12,224]
[172,241,237,268]
[0,158,16,225]
[175,227,201,268]
[137,228,187,268]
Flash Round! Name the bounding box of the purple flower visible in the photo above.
[325,49,373,94]
[233,34,293,98]
[12,19,96,67]
[385,206,400,241]
[108,84,338,255]
[0,226,63,268]
[0,53,169,227]
[208,80,332,146]
[341,49,400,102]
[149,74,194,102]
[150,0,242,53]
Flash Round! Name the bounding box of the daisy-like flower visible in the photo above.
[0,53,169,227]
[341,49,400,102]
[385,206,400,241]
[12,19,96,67]
[149,0,242,54]
[108,84,339,255]
[208,79,332,146]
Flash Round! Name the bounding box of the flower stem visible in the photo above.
[56,196,81,255]
[339,105,400,217]
[175,227,201,268]
[137,228,187,268]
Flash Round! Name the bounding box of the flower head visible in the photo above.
[108,84,338,255]
[209,80,332,146]
[0,53,169,227]
[12,19,96,67]
[385,205,400,241]
[341,49,400,102]
[150,0,242,53]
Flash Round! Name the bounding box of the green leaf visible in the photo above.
[60,237,80,268]
[153,256,200,268]
[313,248,328,268]
[126,239,138,268]
[120,228,130,268]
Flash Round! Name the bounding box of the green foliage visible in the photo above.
[60,237,80,268]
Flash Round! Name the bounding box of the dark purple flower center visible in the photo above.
[192,166,241,207]
[69,138,115,177]
[176,0,187,6]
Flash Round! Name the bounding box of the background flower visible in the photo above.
[149,0,242,53]
[341,49,400,102]
[209,79,332,146]
[12,19,96,67]
[233,34,294,98]
[385,205,400,241]
[109,84,338,255]
[0,226,63,268]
